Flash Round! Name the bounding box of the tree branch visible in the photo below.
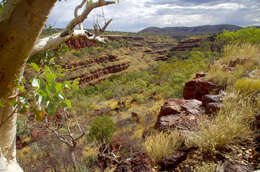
[30,0,115,56]
[74,0,87,30]
[66,0,115,31]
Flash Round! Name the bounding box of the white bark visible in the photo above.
[0,0,115,171]
[0,0,57,171]
[31,30,106,57]
[74,0,87,30]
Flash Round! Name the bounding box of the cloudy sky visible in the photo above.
[47,0,260,32]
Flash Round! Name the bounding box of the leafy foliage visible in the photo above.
[30,64,79,118]
[216,27,260,45]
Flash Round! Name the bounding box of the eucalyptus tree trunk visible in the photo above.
[0,0,57,171]
[0,0,114,171]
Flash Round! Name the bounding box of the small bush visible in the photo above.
[88,115,116,143]
[234,78,260,95]
[186,93,254,153]
[143,130,183,163]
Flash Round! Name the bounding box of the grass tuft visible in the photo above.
[186,92,254,153]
[143,130,183,163]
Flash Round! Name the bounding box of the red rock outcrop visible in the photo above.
[154,99,204,131]
[62,55,118,69]
[170,38,201,52]
[66,62,130,86]
[183,78,220,101]
[66,37,98,49]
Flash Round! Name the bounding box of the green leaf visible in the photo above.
[88,0,93,4]
[117,0,119,3]
[65,99,72,109]
[31,63,40,73]
[47,102,56,116]
[45,72,56,83]
[8,100,17,106]
[55,83,63,92]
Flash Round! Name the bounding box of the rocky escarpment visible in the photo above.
[61,55,118,70]
[65,62,130,86]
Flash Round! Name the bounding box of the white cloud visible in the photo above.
[47,0,260,32]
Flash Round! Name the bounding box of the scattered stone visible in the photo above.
[158,151,188,171]
[228,58,249,67]
[205,102,223,114]
[195,72,207,79]
[215,160,254,172]
[249,69,260,79]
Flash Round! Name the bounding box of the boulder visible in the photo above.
[183,78,219,101]
[155,99,204,131]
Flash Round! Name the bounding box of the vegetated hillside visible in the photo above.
[16,28,260,171]
[139,24,242,39]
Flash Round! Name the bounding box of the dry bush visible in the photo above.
[143,130,183,163]
[186,92,254,153]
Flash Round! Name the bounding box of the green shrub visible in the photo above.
[217,27,260,45]
[88,115,116,143]
[234,78,260,95]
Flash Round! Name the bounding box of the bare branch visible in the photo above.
[74,0,87,30]
[30,0,115,56]
[65,0,115,31]
[30,30,105,56]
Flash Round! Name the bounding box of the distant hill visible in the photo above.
[138,25,242,38]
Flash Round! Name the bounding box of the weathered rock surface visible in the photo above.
[154,99,204,131]
[158,151,188,171]
[183,78,220,100]
[229,58,249,67]
[215,160,254,172]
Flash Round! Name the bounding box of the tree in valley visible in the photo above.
[0,0,116,171]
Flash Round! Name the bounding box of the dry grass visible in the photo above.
[143,130,183,163]
[193,162,216,172]
[222,43,260,65]
[206,62,243,86]
[234,78,260,95]
[186,92,254,153]
[206,43,260,86]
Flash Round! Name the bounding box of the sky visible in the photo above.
[47,0,260,32]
